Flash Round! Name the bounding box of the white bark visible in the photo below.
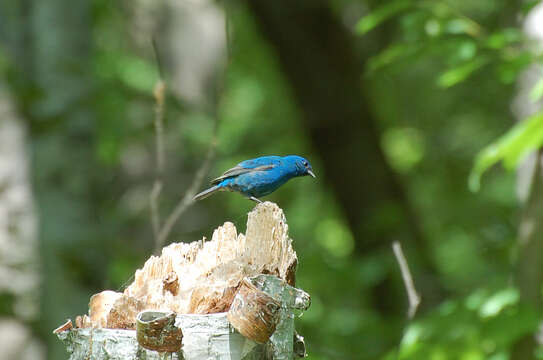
[0,87,39,320]
[0,86,43,359]
[57,275,310,360]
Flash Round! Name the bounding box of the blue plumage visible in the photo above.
[194,155,316,202]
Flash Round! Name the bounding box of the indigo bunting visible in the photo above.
[194,155,316,202]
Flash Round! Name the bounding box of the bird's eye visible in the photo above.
[303,161,308,167]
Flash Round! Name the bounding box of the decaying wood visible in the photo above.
[53,319,73,334]
[136,311,182,352]
[82,202,297,329]
[57,275,310,360]
[227,278,281,344]
[57,202,309,359]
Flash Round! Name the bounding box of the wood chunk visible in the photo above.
[136,311,182,352]
[53,319,73,334]
[163,272,179,296]
[74,315,91,328]
[227,278,281,344]
[106,295,145,329]
[188,285,239,314]
[89,291,122,328]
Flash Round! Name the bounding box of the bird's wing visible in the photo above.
[211,164,275,185]
[237,156,282,168]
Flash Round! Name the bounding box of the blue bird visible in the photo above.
[194,155,316,203]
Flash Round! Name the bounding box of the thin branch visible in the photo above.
[225,2,232,61]
[150,38,167,246]
[392,241,421,319]
[155,133,217,253]
[153,81,166,174]
[150,180,163,242]
[152,7,227,253]
[152,37,166,81]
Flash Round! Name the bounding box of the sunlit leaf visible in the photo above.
[460,348,485,360]
[456,40,478,61]
[530,76,543,102]
[437,57,488,88]
[479,288,519,318]
[355,0,412,35]
[469,112,543,192]
[400,323,424,349]
[424,19,440,37]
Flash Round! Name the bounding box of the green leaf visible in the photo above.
[355,0,411,35]
[478,288,519,318]
[469,112,543,192]
[437,57,488,88]
[367,43,419,72]
[530,76,543,102]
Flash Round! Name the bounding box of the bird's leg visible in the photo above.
[248,196,262,203]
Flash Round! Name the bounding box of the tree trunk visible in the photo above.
[510,4,543,359]
[246,0,443,316]
[0,86,44,360]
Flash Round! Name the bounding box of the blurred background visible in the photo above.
[1,0,543,359]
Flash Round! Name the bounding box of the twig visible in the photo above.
[152,8,227,253]
[152,37,166,81]
[153,81,166,174]
[150,38,167,247]
[150,180,163,242]
[155,133,217,253]
[225,2,232,61]
[150,80,166,247]
[392,241,421,319]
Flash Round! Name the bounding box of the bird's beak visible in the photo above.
[307,169,316,178]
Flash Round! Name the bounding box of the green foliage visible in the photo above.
[437,56,488,88]
[530,75,543,102]
[358,0,538,91]
[355,0,411,35]
[359,0,543,198]
[395,287,540,359]
[469,112,543,191]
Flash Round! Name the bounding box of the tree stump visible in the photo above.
[55,202,310,359]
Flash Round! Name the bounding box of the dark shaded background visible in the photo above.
[1,0,542,359]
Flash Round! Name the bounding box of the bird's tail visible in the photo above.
[193,184,222,201]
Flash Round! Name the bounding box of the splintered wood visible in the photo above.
[84,202,297,329]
